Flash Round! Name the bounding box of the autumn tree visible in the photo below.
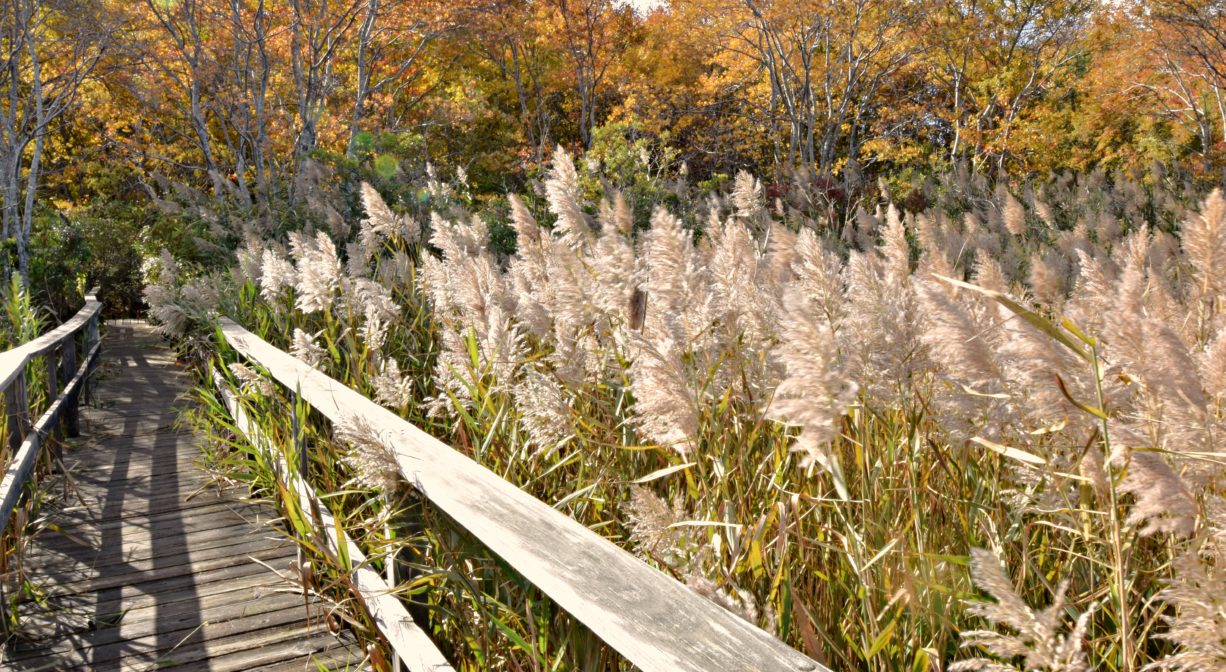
[288,0,363,185]
[1143,0,1226,175]
[544,0,634,148]
[138,0,228,191]
[0,0,109,279]
[347,0,472,156]
[921,0,1096,170]
[217,0,274,207]
[471,0,561,164]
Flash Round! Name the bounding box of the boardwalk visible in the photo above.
[2,321,364,671]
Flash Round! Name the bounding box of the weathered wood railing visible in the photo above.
[0,289,103,630]
[217,317,827,672]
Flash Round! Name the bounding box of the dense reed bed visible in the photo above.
[148,156,1226,671]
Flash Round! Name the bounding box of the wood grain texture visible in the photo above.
[221,317,827,672]
[5,321,363,671]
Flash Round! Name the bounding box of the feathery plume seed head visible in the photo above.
[914,277,1002,389]
[790,228,844,324]
[371,358,414,409]
[145,284,188,338]
[359,182,394,245]
[294,231,342,314]
[359,181,420,246]
[235,241,263,286]
[336,415,403,494]
[508,193,539,244]
[1034,199,1055,227]
[640,207,706,346]
[1028,251,1067,308]
[624,485,694,567]
[1183,189,1226,305]
[346,239,373,279]
[882,204,910,282]
[1119,452,1197,537]
[157,249,179,284]
[260,249,296,301]
[290,328,325,369]
[228,362,274,397]
[627,334,699,454]
[1201,331,1226,402]
[953,548,1093,672]
[348,277,400,323]
[1003,191,1027,237]
[973,249,1010,294]
[613,191,634,234]
[360,305,389,352]
[963,548,1034,633]
[1151,535,1226,671]
[514,368,572,456]
[767,287,857,476]
[763,221,798,287]
[545,146,592,250]
[732,170,763,220]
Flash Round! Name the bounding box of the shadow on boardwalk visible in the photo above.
[2,321,364,671]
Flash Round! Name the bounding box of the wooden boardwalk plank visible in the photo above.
[6,605,321,671]
[23,563,294,618]
[246,643,368,672]
[3,322,364,671]
[28,539,295,599]
[182,631,365,672]
[12,587,306,655]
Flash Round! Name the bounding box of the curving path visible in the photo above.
[1,320,365,671]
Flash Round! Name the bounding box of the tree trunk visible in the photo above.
[18,127,42,282]
[348,0,378,157]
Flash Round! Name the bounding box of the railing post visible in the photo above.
[385,498,426,672]
[291,388,307,596]
[387,521,403,672]
[83,313,99,405]
[5,369,29,455]
[0,535,7,639]
[45,347,58,405]
[61,337,79,437]
[402,493,429,645]
[44,347,62,469]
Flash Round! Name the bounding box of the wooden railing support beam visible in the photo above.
[291,388,307,597]
[61,337,79,438]
[5,370,28,455]
[83,312,100,405]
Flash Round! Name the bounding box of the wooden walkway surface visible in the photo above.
[2,321,365,671]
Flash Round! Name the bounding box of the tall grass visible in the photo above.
[154,156,1226,671]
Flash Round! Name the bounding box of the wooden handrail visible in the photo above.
[0,288,104,634]
[0,288,102,390]
[219,318,826,672]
